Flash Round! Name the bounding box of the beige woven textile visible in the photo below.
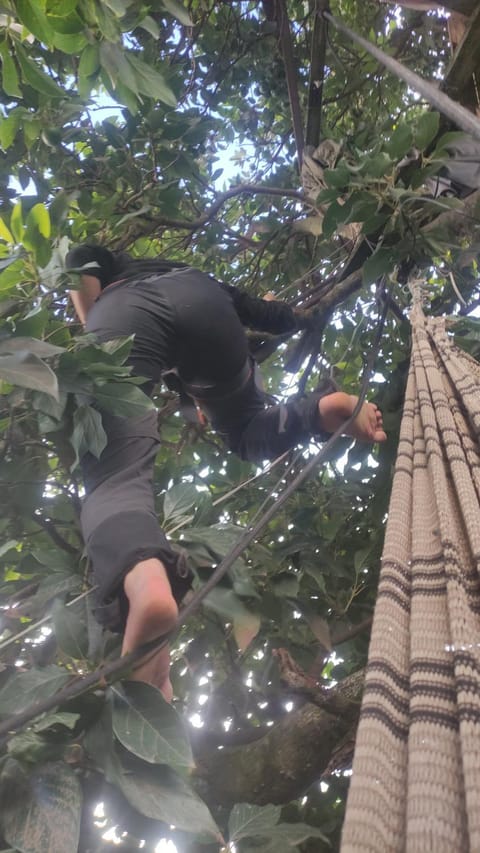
[341,303,480,853]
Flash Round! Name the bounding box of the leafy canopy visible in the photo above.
[0,1,478,851]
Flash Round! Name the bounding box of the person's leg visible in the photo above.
[122,558,178,701]
[200,373,386,463]
[81,412,192,701]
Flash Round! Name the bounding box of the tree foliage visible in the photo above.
[0,1,479,851]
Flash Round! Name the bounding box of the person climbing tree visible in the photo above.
[66,245,387,701]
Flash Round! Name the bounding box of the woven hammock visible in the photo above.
[341,302,480,853]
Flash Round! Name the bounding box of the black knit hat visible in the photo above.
[65,244,117,288]
[66,244,188,289]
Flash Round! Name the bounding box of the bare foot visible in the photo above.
[319,392,387,443]
[122,558,178,701]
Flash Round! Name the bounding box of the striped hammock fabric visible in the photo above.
[341,303,480,852]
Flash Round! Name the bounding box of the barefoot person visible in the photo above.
[67,245,386,700]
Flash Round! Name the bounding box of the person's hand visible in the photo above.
[318,392,387,443]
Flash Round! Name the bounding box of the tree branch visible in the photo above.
[275,0,305,163]
[30,513,78,556]
[115,184,315,246]
[305,0,329,149]
[194,669,364,807]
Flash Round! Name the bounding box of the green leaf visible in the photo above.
[15,307,48,338]
[15,43,64,98]
[229,805,329,849]
[70,404,107,466]
[163,482,199,524]
[203,586,257,626]
[10,201,23,244]
[86,708,219,840]
[52,30,87,53]
[161,0,193,26]
[103,0,129,16]
[138,15,160,38]
[93,381,154,417]
[415,111,440,151]
[362,246,395,286]
[52,598,89,659]
[0,336,63,358]
[16,0,54,46]
[233,607,261,652]
[0,41,21,98]
[114,754,219,840]
[0,666,70,716]
[25,203,51,239]
[78,43,100,78]
[100,41,139,94]
[229,804,282,842]
[322,199,352,240]
[385,122,413,160]
[33,712,80,732]
[0,351,59,399]
[430,130,467,160]
[1,762,82,853]
[0,111,21,150]
[126,54,177,107]
[363,151,392,179]
[111,681,194,772]
[0,218,14,243]
[323,163,350,189]
[7,730,61,765]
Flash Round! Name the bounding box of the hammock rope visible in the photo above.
[341,293,480,852]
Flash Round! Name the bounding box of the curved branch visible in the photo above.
[115,184,316,246]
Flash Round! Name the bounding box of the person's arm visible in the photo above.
[69,274,102,326]
[220,282,300,335]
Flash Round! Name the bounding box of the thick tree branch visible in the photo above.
[275,0,305,163]
[194,669,364,806]
[305,0,329,149]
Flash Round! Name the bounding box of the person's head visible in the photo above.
[65,244,130,289]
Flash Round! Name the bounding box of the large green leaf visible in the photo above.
[0,41,21,98]
[415,111,440,151]
[229,804,329,850]
[100,42,139,95]
[52,598,89,660]
[1,762,82,853]
[86,710,219,841]
[163,482,199,525]
[25,203,51,239]
[15,0,54,46]
[70,404,107,466]
[93,381,154,417]
[161,0,193,26]
[0,666,70,717]
[362,246,395,286]
[203,586,259,635]
[126,54,177,107]
[385,122,413,160]
[15,44,64,98]
[0,337,63,357]
[228,803,281,842]
[114,754,220,841]
[111,681,194,772]
[0,351,59,399]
